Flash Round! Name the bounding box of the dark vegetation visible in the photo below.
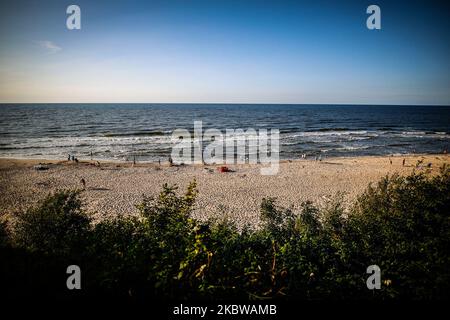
[0,168,449,301]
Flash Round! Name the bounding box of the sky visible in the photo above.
[0,0,449,104]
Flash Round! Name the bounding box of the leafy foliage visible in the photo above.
[12,189,91,258]
[1,169,449,300]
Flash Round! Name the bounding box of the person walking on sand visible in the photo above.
[80,178,86,190]
[68,154,71,161]
[402,158,405,166]
[168,156,173,166]
[389,157,392,165]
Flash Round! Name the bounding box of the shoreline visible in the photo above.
[0,152,448,167]
[1,154,449,228]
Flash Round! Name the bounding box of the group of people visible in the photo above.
[389,157,407,166]
[67,154,79,163]
[300,153,323,161]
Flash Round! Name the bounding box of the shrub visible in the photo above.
[12,190,91,258]
[342,168,450,299]
[86,216,150,296]
[2,168,449,300]
[136,181,198,298]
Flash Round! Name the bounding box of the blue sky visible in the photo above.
[0,0,449,104]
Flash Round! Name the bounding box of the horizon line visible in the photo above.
[1,102,450,107]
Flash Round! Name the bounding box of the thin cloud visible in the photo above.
[36,40,62,53]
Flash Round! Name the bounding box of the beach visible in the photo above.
[1,154,448,228]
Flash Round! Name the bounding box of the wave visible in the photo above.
[286,130,376,138]
[103,131,165,137]
[309,127,351,132]
[333,145,372,151]
[397,131,450,138]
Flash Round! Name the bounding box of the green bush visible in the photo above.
[1,168,449,300]
[12,189,91,258]
[86,216,149,295]
[342,168,450,299]
[136,181,198,298]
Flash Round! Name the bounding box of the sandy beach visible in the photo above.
[1,154,449,228]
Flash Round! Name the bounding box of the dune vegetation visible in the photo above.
[1,167,449,301]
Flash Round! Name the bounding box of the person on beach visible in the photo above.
[168,156,173,166]
[403,158,406,166]
[71,155,75,161]
[80,178,86,190]
[68,154,71,161]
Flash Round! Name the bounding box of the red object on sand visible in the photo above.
[218,166,229,173]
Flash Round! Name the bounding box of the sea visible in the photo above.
[0,104,449,162]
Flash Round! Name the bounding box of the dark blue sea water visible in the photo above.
[0,104,449,161]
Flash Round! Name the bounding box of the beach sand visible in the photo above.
[1,154,449,228]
